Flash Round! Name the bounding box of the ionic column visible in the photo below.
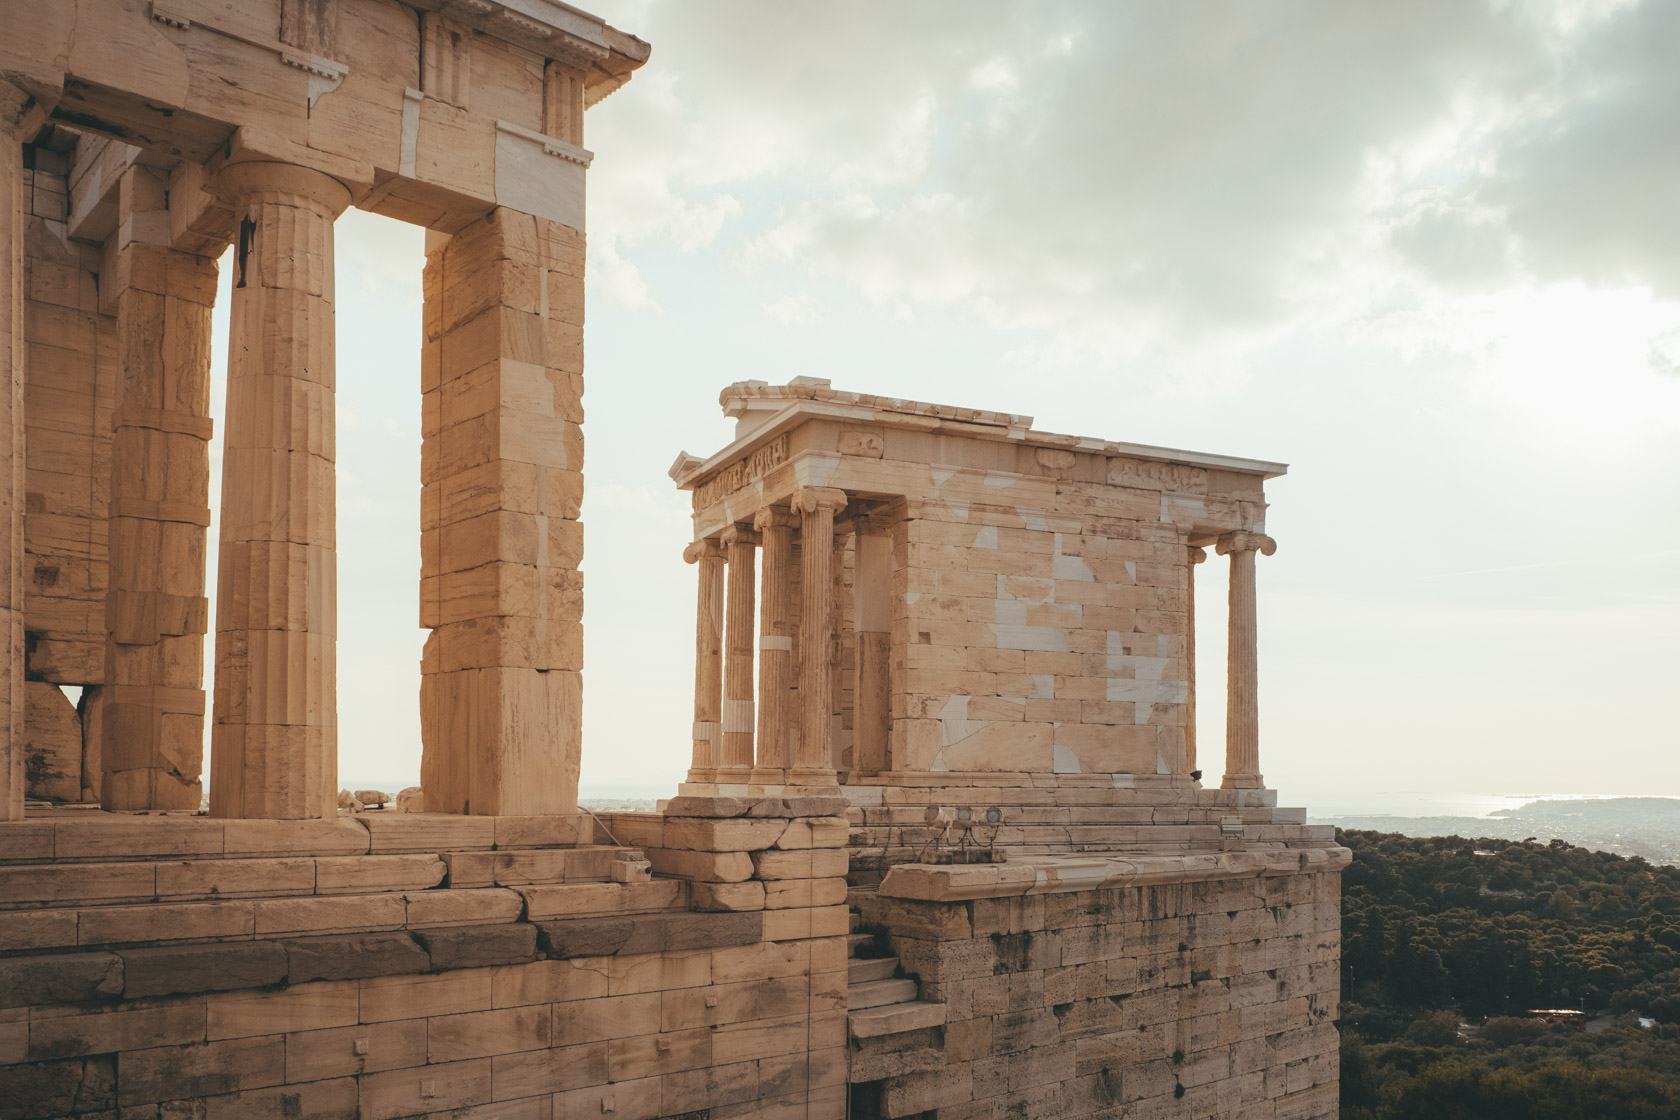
[830,525,847,767]
[790,487,847,789]
[0,84,48,820]
[684,539,725,780]
[752,507,797,778]
[851,515,894,774]
[1216,531,1276,790]
[101,165,219,810]
[209,163,350,820]
[720,523,759,775]
[1185,545,1207,780]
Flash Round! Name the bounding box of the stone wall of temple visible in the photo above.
[19,142,114,692]
[850,868,1342,1120]
[0,799,851,1119]
[18,140,117,805]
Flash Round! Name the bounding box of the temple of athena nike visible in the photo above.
[0,2,1348,1118]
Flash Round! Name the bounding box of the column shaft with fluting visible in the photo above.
[101,164,219,810]
[792,488,846,785]
[1185,545,1206,779]
[753,507,797,776]
[685,539,725,778]
[209,163,349,820]
[720,524,759,773]
[1217,532,1275,790]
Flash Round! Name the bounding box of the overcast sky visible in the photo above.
[211,0,1679,809]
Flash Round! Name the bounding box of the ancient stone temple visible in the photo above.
[0,5,1346,1119]
[667,378,1347,1118]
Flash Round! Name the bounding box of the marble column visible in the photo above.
[1185,545,1207,781]
[1217,531,1276,790]
[209,162,350,820]
[101,165,219,810]
[685,538,725,779]
[0,83,46,820]
[752,507,797,779]
[790,487,846,789]
[720,523,759,774]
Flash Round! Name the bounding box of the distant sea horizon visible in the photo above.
[331,778,1680,819]
[1297,790,1680,820]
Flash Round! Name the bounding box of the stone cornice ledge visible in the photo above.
[878,846,1353,901]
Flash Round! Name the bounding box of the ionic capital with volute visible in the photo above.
[1216,531,1276,557]
[753,506,799,532]
[1189,546,1207,565]
[720,523,761,548]
[793,487,848,515]
[683,539,725,564]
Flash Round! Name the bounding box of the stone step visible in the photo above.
[849,909,859,932]
[848,955,898,984]
[847,932,873,954]
[847,1000,947,1040]
[848,977,919,1011]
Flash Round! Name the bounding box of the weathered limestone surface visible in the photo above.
[102,164,219,811]
[209,160,349,821]
[418,209,587,817]
[0,800,850,1120]
[20,140,116,701]
[851,868,1344,1120]
[2,81,49,821]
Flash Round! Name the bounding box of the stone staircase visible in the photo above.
[845,904,945,1085]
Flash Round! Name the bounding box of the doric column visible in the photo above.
[720,523,759,774]
[100,165,219,810]
[0,84,47,820]
[752,507,797,777]
[209,162,350,820]
[1185,545,1207,781]
[791,487,847,788]
[685,539,725,779]
[1216,531,1276,790]
[851,514,893,774]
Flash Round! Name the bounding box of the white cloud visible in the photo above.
[587,0,1677,376]
[761,291,825,328]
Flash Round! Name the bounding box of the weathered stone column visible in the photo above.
[209,162,349,820]
[720,523,759,775]
[685,538,724,779]
[752,507,797,779]
[101,165,219,810]
[791,487,846,789]
[1217,531,1276,790]
[419,211,587,817]
[851,515,893,774]
[1185,545,1207,780]
[0,83,45,820]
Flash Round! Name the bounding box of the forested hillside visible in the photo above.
[1337,830,1680,1119]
